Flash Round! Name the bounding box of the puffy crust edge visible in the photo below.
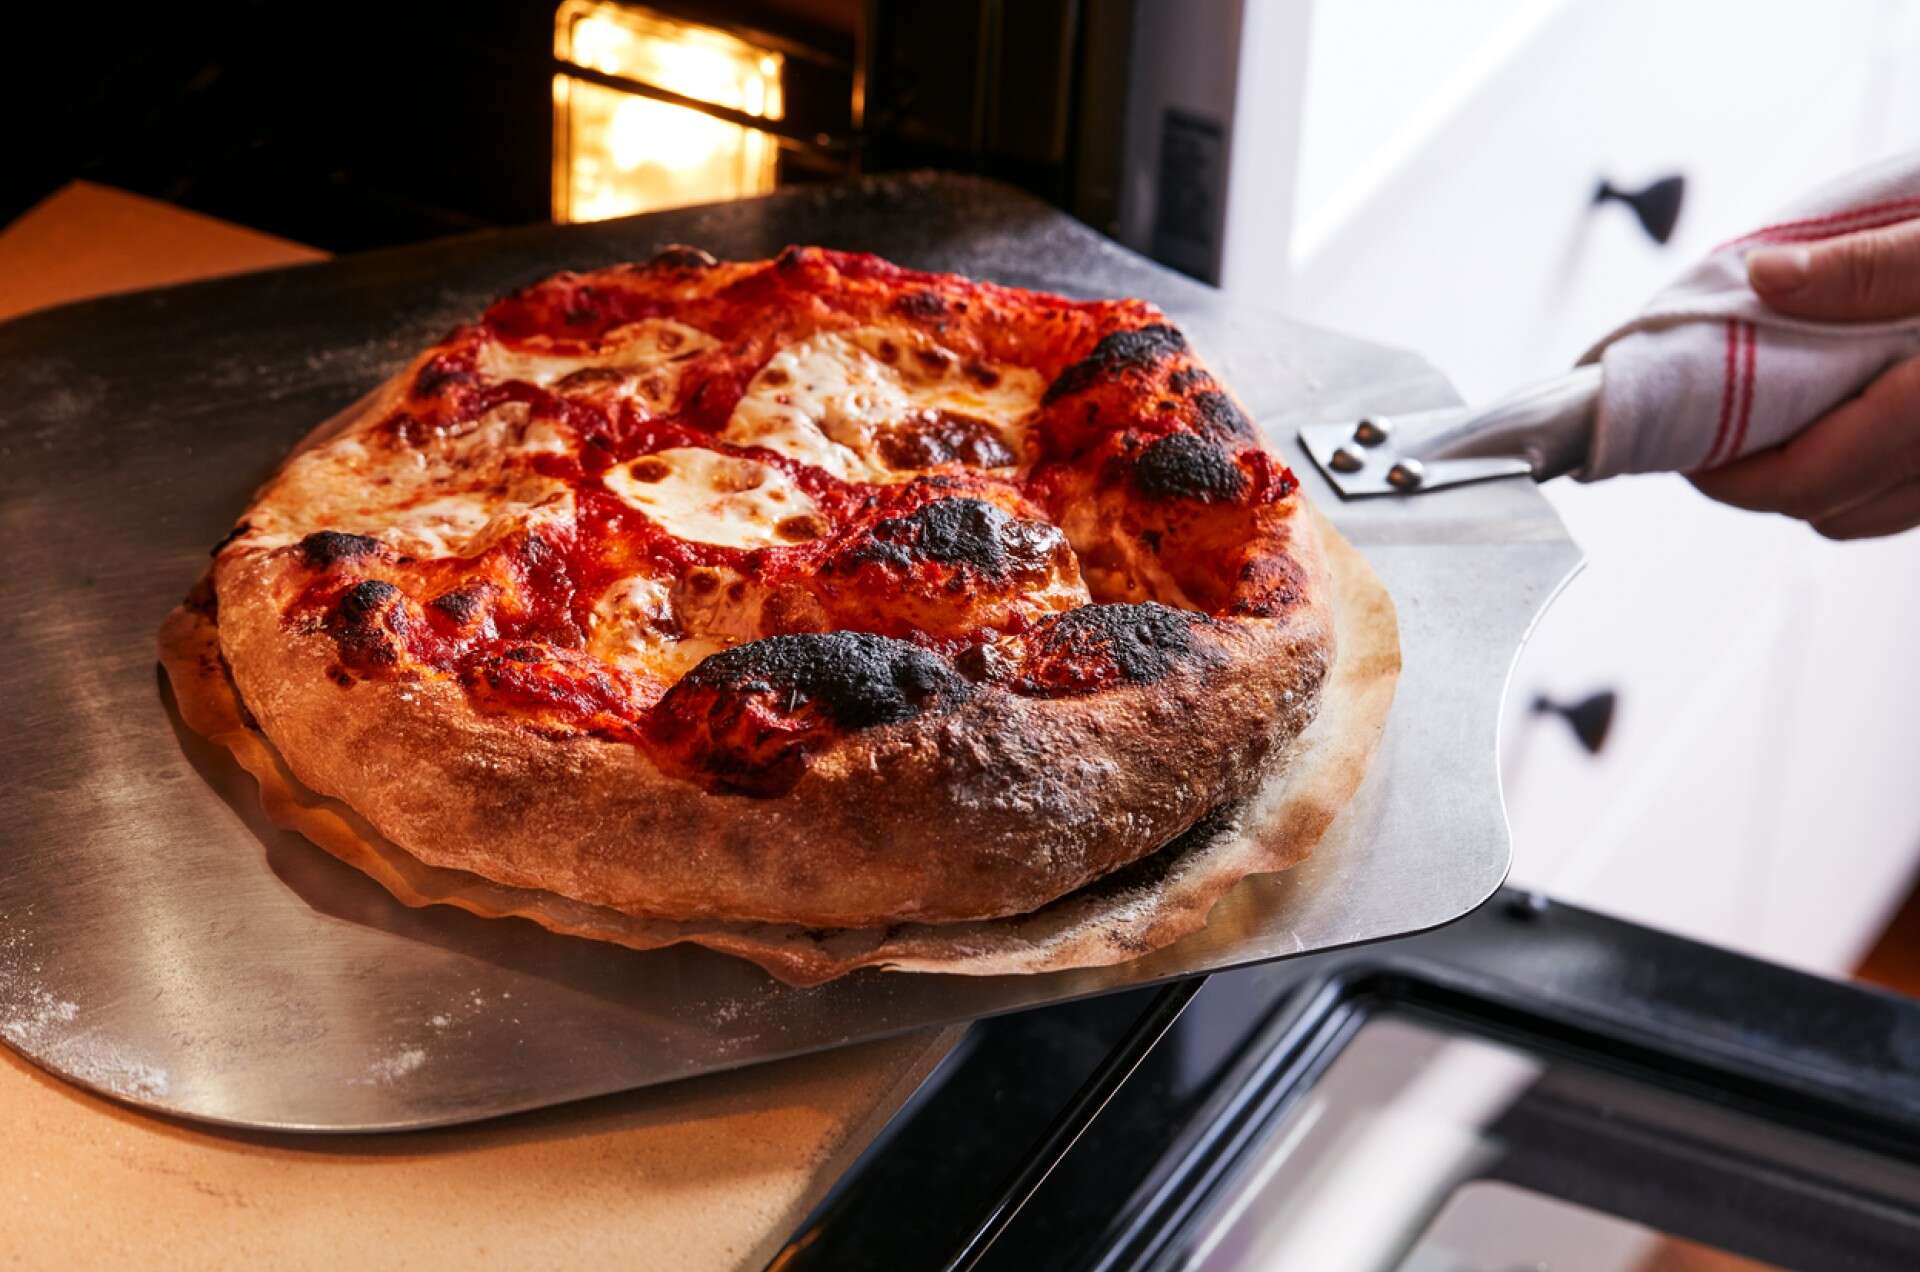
[198,500,1333,928]
[159,508,1396,984]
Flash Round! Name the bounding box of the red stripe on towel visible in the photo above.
[1705,319,1739,468]
[1726,321,1758,463]
[1719,196,1920,251]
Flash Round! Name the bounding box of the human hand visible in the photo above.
[1689,218,1920,539]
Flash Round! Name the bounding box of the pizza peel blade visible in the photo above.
[0,175,1580,1131]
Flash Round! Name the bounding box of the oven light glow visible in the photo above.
[553,1,784,223]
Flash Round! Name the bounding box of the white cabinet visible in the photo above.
[1289,0,1910,402]
[1760,532,1920,971]
[1495,476,1806,956]
[1283,0,1920,972]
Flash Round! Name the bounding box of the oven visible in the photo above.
[0,0,1269,278]
[780,892,1920,1269]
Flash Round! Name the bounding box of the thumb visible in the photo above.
[1747,218,1920,321]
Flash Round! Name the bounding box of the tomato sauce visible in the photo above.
[280,250,1300,790]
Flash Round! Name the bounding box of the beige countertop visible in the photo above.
[0,182,959,1269]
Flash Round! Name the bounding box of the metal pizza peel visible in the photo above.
[0,175,1580,1131]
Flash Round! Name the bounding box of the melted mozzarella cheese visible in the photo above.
[588,573,722,681]
[587,562,834,681]
[721,326,1045,482]
[378,495,495,559]
[519,416,573,454]
[602,448,822,550]
[249,402,570,556]
[478,319,717,412]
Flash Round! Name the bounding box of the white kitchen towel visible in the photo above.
[1577,151,1920,480]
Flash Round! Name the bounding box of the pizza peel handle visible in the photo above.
[1299,363,1600,498]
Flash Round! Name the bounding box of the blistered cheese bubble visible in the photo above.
[602,448,824,550]
[478,319,717,412]
[721,326,1044,481]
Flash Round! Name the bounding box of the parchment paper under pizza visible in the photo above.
[159,246,1399,985]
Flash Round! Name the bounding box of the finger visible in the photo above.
[1809,480,1920,540]
[1747,218,1920,321]
[1688,351,1920,519]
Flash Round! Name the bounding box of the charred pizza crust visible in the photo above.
[169,247,1340,931]
[158,504,1391,986]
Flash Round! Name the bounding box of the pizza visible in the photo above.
[161,245,1368,969]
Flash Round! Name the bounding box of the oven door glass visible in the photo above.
[1177,1015,1920,1272]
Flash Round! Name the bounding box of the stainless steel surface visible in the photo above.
[1301,364,1601,496]
[0,175,1580,1132]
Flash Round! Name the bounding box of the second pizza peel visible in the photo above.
[0,175,1579,1131]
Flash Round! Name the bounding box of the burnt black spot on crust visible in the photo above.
[1043,323,1188,404]
[893,289,948,320]
[911,499,1023,569]
[1134,432,1247,503]
[1191,389,1255,441]
[839,498,1060,580]
[300,530,381,567]
[327,580,405,667]
[336,579,399,625]
[647,244,718,270]
[1032,603,1216,687]
[678,631,972,730]
[412,356,472,399]
[429,587,485,625]
[1167,366,1212,395]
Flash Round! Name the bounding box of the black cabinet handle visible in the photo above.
[1594,174,1686,245]
[1532,689,1617,755]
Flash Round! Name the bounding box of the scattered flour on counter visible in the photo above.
[428,1014,451,1029]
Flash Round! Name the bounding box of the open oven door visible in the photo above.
[780,888,1920,1270]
